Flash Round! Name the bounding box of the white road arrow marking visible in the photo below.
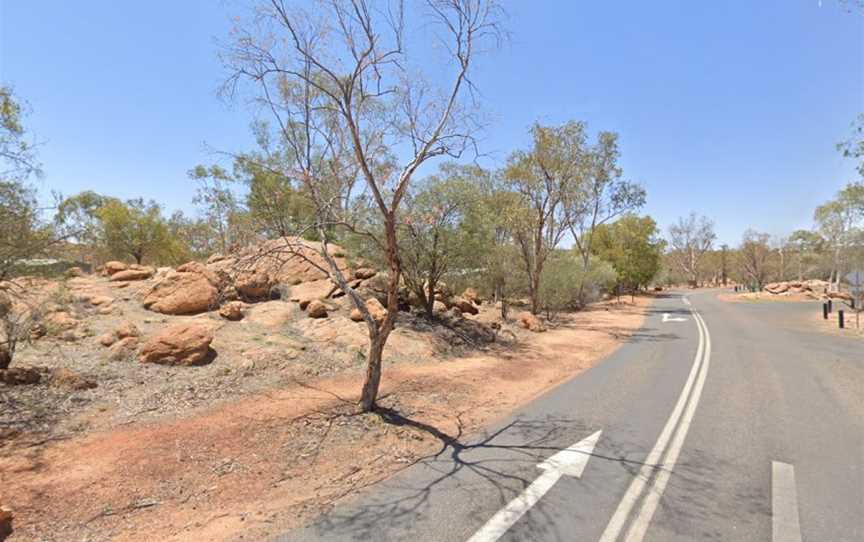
[772,461,803,542]
[466,430,602,542]
[662,313,687,323]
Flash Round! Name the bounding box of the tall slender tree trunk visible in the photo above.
[360,335,384,412]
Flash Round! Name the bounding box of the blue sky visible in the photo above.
[1,0,862,245]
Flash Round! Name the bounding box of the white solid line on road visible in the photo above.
[662,313,687,323]
[599,307,709,542]
[772,461,803,542]
[622,311,712,542]
[466,430,602,542]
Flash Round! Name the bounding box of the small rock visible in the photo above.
[451,296,479,315]
[0,367,43,385]
[462,287,481,305]
[517,312,546,332]
[218,301,244,321]
[109,337,139,361]
[110,268,154,282]
[98,333,116,347]
[354,268,377,280]
[115,321,140,339]
[139,323,215,365]
[307,300,328,318]
[103,261,129,276]
[50,368,97,390]
[0,503,12,540]
[88,295,113,307]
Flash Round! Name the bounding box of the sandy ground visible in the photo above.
[1,296,649,542]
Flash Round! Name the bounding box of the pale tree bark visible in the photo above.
[223,0,503,412]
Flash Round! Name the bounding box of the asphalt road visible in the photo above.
[279,291,864,542]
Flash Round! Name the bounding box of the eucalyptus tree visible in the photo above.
[399,164,489,319]
[564,130,645,304]
[504,121,585,314]
[739,229,773,289]
[668,213,716,287]
[222,0,504,411]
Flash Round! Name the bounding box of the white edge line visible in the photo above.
[598,307,706,542]
[622,311,712,542]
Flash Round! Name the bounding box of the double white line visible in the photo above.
[599,306,712,542]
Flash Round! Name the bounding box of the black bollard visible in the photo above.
[828,299,833,313]
[824,303,829,320]
[839,310,845,329]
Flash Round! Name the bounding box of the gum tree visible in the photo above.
[223,0,503,411]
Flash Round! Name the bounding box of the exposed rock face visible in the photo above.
[289,279,335,308]
[218,301,245,321]
[110,267,154,281]
[306,300,328,318]
[827,290,854,302]
[517,312,546,333]
[763,279,832,298]
[139,324,214,366]
[451,296,479,315]
[102,261,128,276]
[143,264,220,315]
[207,237,350,301]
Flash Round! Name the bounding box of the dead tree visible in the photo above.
[222,0,503,411]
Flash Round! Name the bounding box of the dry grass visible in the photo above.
[0,293,650,542]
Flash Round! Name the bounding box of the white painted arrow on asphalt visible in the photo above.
[662,313,687,323]
[466,430,602,542]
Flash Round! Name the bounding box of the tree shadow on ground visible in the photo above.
[290,403,761,542]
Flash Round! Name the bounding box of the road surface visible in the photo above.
[279,290,864,542]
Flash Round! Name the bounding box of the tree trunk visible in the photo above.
[359,336,384,412]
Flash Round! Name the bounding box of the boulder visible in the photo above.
[0,503,12,540]
[289,279,336,307]
[448,307,464,319]
[207,237,350,301]
[0,346,9,370]
[110,267,154,282]
[50,368,97,390]
[108,337,139,361]
[88,295,113,307]
[65,266,84,278]
[98,333,116,347]
[517,312,546,333]
[307,300,329,318]
[349,297,387,323]
[462,287,481,305]
[103,261,129,276]
[139,324,214,366]
[451,296,479,315]
[433,300,448,313]
[354,268,377,280]
[143,265,220,315]
[115,321,140,339]
[45,311,78,332]
[218,301,245,321]
[827,290,854,302]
